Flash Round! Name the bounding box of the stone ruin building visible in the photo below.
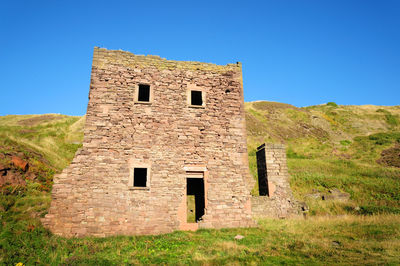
[43,47,255,237]
[43,47,300,237]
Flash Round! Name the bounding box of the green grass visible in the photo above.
[247,149,400,215]
[0,114,83,170]
[1,103,400,264]
[377,109,399,127]
[288,158,400,215]
[2,209,400,264]
[246,102,400,215]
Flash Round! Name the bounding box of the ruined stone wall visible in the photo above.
[252,144,300,218]
[42,47,254,237]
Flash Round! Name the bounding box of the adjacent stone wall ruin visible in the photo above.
[252,144,301,218]
[42,47,254,237]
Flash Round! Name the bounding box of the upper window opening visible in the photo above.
[191,90,203,106]
[134,168,147,187]
[138,84,150,102]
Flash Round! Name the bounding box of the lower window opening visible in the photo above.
[186,178,205,223]
[134,168,147,187]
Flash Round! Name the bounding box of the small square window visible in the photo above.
[138,84,150,102]
[191,90,203,106]
[134,168,147,187]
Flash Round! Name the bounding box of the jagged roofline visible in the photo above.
[92,47,242,73]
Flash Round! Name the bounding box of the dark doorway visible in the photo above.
[187,178,205,222]
[256,143,269,196]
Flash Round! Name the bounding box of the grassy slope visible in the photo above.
[0,114,84,170]
[1,103,400,264]
[246,101,400,215]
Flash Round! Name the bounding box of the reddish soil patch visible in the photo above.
[0,156,29,187]
[18,129,37,134]
[252,101,299,112]
[12,156,29,171]
[0,170,26,187]
[17,114,63,126]
[377,144,400,168]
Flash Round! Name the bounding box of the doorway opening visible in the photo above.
[256,143,269,196]
[186,177,205,223]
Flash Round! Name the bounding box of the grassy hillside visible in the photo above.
[0,114,84,170]
[246,102,400,215]
[1,103,400,264]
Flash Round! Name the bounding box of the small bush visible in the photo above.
[368,132,400,145]
[0,195,16,211]
[340,140,351,146]
[376,109,399,126]
[287,148,308,159]
[248,149,256,157]
[1,185,27,196]
[357,205,400,215]
[326,102,338,107]
[386,115,398,126]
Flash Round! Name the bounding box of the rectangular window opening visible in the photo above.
[134,168,147,187]
[191,90,203,106]
[138,84,150,102]
[187,177,205,223]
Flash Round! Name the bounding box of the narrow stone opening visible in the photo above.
[138,84,150,102]
[187,177,205,223]
[134,168,147,187]
[256,144,269,196]
[191,90,203,106]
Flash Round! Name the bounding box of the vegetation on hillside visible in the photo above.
[1,103,400,264]
[246,101,400,215]
[0,114,83,212]
[0,114,83,170]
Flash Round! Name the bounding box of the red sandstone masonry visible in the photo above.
[252,144,301,218]
[42,47,255,237]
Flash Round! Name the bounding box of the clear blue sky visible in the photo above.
[1,0,399,115]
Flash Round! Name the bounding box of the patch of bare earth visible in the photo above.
[377,144,400,168]
[17,114,63,126]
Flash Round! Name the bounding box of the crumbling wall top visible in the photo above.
[93,47,242,73]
